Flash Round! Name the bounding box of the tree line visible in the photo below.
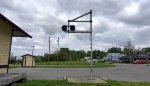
[10,47,150,64]
[35,48,107,63]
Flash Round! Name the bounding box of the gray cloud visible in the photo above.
[0,0,150,57]
[117,0,150,26]
[133,26,150,45]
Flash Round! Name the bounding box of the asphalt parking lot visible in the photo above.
[9,63,150,82]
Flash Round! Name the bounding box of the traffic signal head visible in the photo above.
[61,25,67,32]
[61,25,75,32]
[70,25,75,31]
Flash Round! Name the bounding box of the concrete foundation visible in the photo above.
[67,76,107,83]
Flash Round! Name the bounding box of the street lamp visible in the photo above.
[61,10,93,79]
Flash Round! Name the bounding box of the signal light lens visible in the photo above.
[61,25,67,32]
[70,25,75,31]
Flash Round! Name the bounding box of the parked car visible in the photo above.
[86,59,98,62]
[134,59,146,64]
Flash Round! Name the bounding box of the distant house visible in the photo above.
[22,54,35,67]
[0,13,31,73]
[104,53,125,62]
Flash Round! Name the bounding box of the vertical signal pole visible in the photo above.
[48,36,50,61]
[90,10,93,79]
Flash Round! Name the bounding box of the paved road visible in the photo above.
[9,64,150,82]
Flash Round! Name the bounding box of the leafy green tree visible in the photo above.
[35,55,45,63]
[142,47,150,55]
[69,50,86,61]
[77,50,86,60]
[70,50,78,61]
[123,48,134,56]
[107,47,122,53]
[16,59,22,63]
[92,50,97,59]
[86,51,91,56]
[134,49,143,56]
[9,53,17,64]
[99,51,107,59]
[86,50,106,59]
[60,48,70,61]
[44,53,58,61]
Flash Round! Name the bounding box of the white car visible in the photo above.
[86,59,98,62]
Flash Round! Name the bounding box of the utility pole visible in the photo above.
[57,37,59,64]
[31,46,35,56]
[31,46,35,67]
[58,37,59,51]
[48,36,50,61]
[127,40,131,63]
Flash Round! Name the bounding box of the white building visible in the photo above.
[104,53,125,62]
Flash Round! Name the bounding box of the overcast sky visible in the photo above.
[0,0,150,57]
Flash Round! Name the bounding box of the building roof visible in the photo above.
[0,13,32,38]
[21,54,34,58]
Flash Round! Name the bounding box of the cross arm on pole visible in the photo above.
[71,11,91,21]
[68,20,92,22]
[68,31,90,33]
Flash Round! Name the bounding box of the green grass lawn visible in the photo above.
[36,61,99,65]
[13,80,150,86]
[34,64,114,68]
[35,61,114,68]
[36,61,112,65]
[9,61,114,68]
[9,65,21,69]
